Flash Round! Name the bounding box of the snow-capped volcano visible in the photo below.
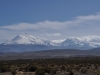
[2,33,50,45]
[61,35,100,48]
[2,34,100,51]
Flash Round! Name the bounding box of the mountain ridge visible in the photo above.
[1,34,100,52]
[2,33,51,46]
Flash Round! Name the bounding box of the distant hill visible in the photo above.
[0,48,100,60]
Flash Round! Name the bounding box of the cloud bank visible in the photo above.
[0,13,100,42]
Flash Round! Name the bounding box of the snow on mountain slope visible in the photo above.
[50,39,65,46]
[3,33,50,45]
[2,34,100,49]
[61,35,100,48]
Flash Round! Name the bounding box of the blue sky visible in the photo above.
[0,0,100,42]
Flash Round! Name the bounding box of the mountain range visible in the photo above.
[1,33,100,52]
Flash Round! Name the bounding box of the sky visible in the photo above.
[0,0,100,43]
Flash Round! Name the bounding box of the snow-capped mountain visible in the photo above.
[1,34,100,52]
[2,33,51,46]
[2,34,100,48]
[61,35,100,48]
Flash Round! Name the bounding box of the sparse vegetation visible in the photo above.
[11,70,16,75]
[0,57,100,75]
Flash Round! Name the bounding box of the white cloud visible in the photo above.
[1,13,100,31]
[46,33,61,36]
[0,20,67,31]
[1,12,100,42]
